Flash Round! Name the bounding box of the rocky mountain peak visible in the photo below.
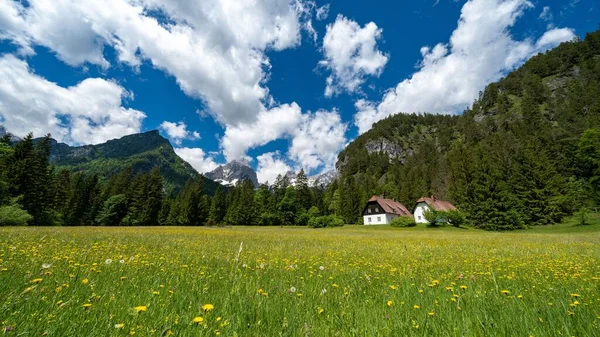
[205,161,259,188]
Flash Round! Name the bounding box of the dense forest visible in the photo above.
[1,30,599,230]
[336,29,600,230]
[0,134,337,227]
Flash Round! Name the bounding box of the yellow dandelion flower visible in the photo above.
[115,323,124,329]
[413,305,420,309]
[134,306,148,313]
[428,312,435,316]
[202,304,215,312]
[82,303,92,309]
[386,300,393,307]
[192,316,204,324]
[501,290,510,295]
[152,291,160,295]
[216,317,222,321]
[460,285,468,290]
[56,300,63,306]
[81,279,89,285]
[318,307,324,314]
[31,278,43,284]
[570,293,579,298]
[389,285,397,290]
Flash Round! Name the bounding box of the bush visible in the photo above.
[574,207,591,226]
[445,210,466,227]
[296,212,310,226]
[308,215,344,228]
[423,209,441,226]
[258,212,283,226]
[390,216,416,227]
[0,204,32,226]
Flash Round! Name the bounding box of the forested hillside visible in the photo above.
[336,30,600,230]
[46,130,219,195]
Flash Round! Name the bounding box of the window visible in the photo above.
[368,209,371,213]
[375,207,379,212]
[368,217,372,222]
[377,216,381,222]
[418,216,422,220]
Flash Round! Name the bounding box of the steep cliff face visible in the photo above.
[205,160,259,188]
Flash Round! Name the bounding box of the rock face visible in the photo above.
[365,138,412,163]
[277,169,338,188]
[0,125,21,143]
[205,160,259,188]
[310,169,338,187]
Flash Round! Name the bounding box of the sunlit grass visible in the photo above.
[1,224,599,336]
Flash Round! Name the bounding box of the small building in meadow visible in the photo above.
[413,196,456,224]
[362,195,412,225]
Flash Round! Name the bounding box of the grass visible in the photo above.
[1,224,599,336]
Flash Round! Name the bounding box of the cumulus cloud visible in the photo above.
[221,103,303,161]
[0,0,321,158]
[256,152,292,184]
[354,0,576,134]
[174,147,221,174]
[0,55,145,144]
[159,121,200,145]
[288,109,347,171]
[320,15,389,96]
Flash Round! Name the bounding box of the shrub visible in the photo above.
[390,216,416,227]
[296,212,310,226]
[574,207,591,226]
[445,210,466,227]
[308,215,344,228]
[0,204,32,226]
[423,209,441,226]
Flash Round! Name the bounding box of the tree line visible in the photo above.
[0,134,347,226]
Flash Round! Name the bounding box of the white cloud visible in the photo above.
[256,151,292,184]
[0,0,319,153]
[354,0,576,134]
[316,4,330,21]
[539,6,552,21]
[288,109,347,171]
[159,121,200,145]
[320,15,389,97]
[0,55,145,144]
[221,103,303,161]
[174,147,221,174]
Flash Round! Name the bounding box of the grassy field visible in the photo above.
[1,223,599,336]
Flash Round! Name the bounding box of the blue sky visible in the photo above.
[0,0,598,183]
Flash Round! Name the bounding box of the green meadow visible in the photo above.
[1,223,599,336]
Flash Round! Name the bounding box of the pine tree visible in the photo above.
[209,186,227,224]
[295,169,311,212]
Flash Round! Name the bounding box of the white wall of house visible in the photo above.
[414,202,430,224]
[363,213,398,225]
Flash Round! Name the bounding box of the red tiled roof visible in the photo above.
[415,197,456,212]
[367,196,412,216]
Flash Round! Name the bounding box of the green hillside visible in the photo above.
[47,130,220,195]
[336,30,600,230]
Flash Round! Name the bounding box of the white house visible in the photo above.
[362,195,412,225]
[413,196,457,224]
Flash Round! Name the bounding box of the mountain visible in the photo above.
[46,130,221,195]
[205,160,259,188]
[282,169,338,187]
[0,125,21,143]
[311,169,338,187]
[336,30,600,230]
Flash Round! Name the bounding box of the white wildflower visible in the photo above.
[105,259,112,265]
[41,263,52,269]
